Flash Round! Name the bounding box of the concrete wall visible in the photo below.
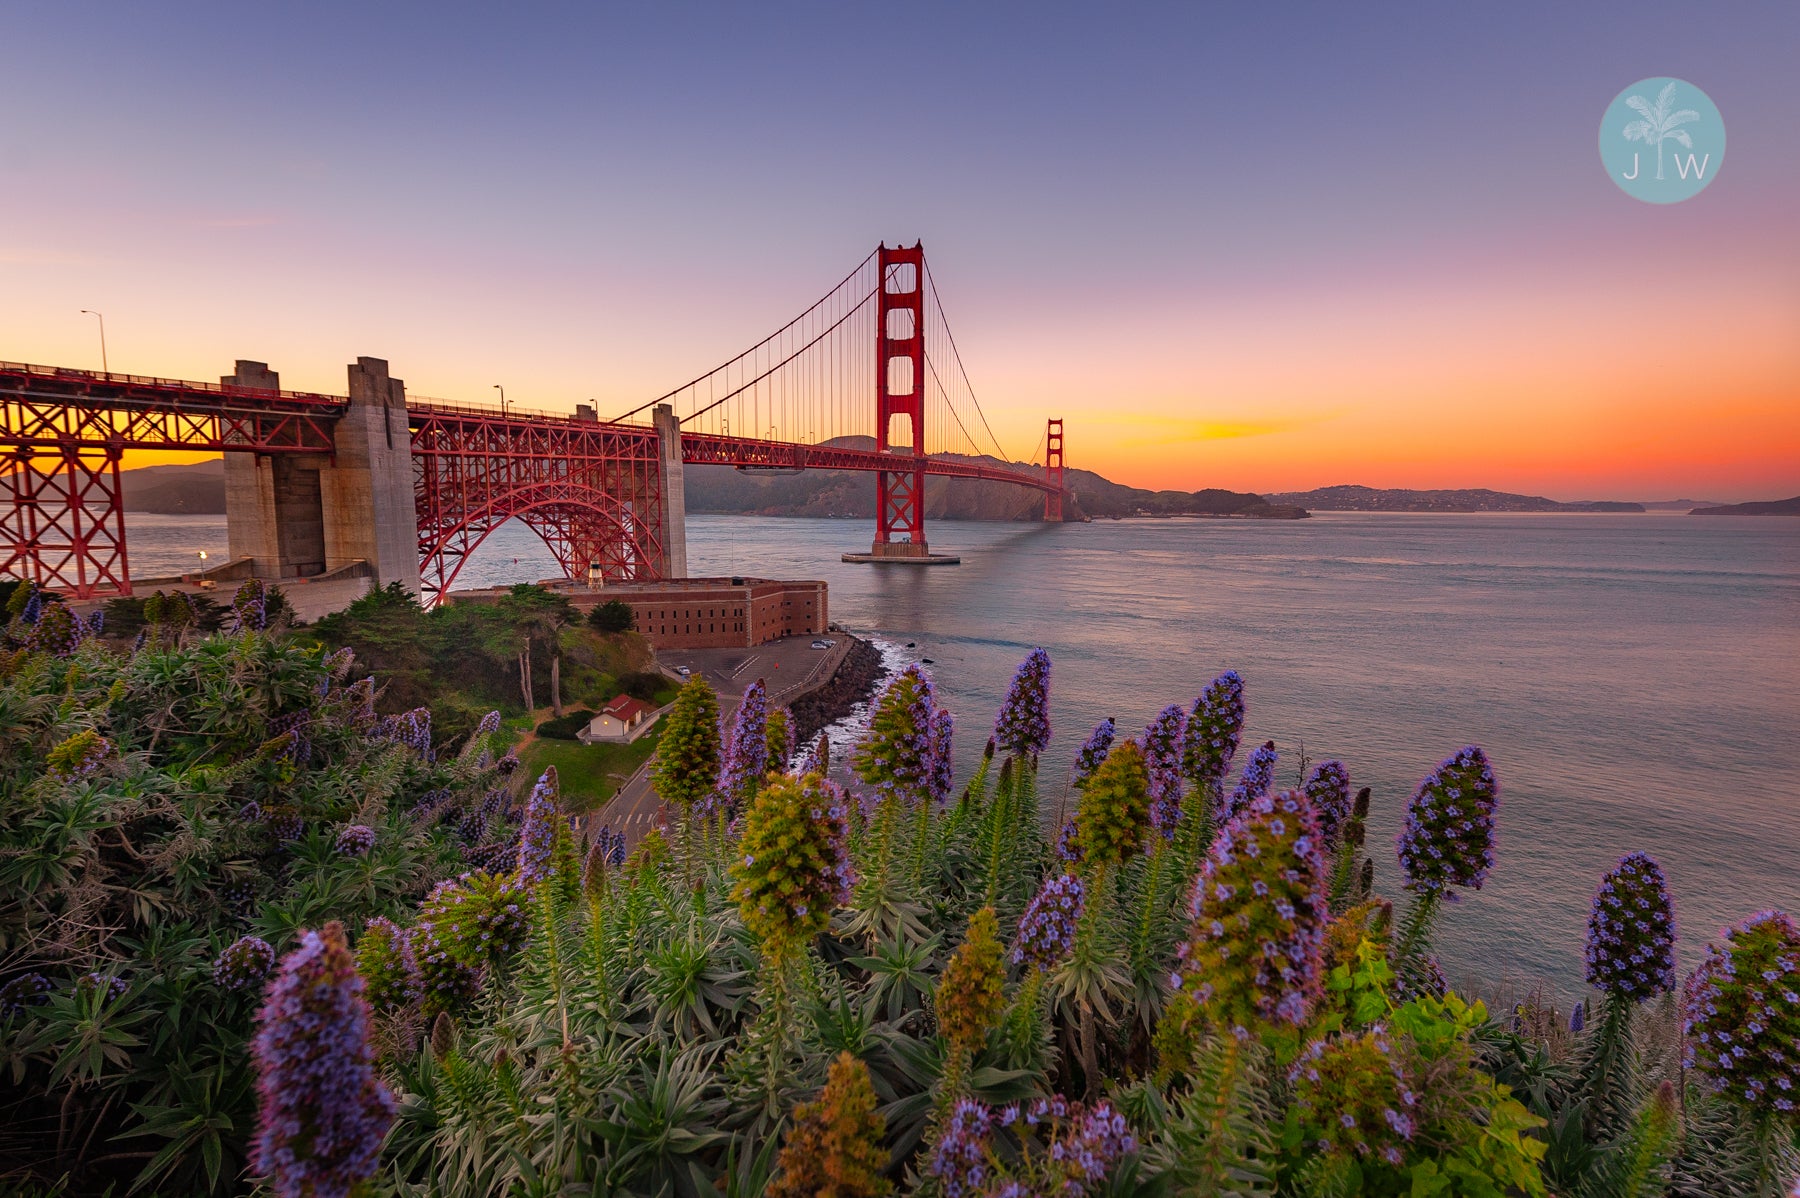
[652,403,688,579]
[222,360,330,577]
[318,358,421,594]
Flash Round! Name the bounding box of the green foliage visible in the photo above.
[0,621,511,1195]
[652,676,722,817]
[534,708,597,740]
[731,772,850,964]
[1074,737,1150,873]
[936,906,1006,1056]
[589,598,636,633]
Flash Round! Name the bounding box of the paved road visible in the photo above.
[582,634,850,848]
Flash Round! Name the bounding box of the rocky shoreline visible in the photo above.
[789,634,886,748]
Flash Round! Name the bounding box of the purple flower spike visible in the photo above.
[1223,740,1278,823]
[214,936,277,991]
[1014,873,1085,970]
[1173,788,1329,1035]
[993,648,1051,758]
[1683,910,1800,1116]
[517,770,559,884]
[1586,852,1677,1002]
[250,922,395,1198]
[928,1097,993,1198]
[1143,704,1187,839]
[1395,746,1498,898]
[1303,761,1352,845]
[719,679,770,804]
[1182,670,1246,791]
[926,707,955,803]
[1070,718,1115,788]
[334,824,376,857]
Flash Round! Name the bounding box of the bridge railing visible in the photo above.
[406,394,632,426]
[0,361,344,407]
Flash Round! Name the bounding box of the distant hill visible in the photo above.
[684,437,1307,521]
[120,460,225,513]
[1689,495,1800,516]
[1639,499,1724,512]
[119,449,1305,523]
[1263,484,1644,514]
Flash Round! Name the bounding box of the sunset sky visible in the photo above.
[4,3,1796,501]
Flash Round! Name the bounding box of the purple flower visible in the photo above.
[27,603,80,657]
[1070,718,1115,789]
[334,824,376,857]
[517,770,560,884]
[852,665,936,803]
[993,648,1051,758]
[1182,670,1245,791]
[1395,746,1498,898]
[250,922,395,1198]
[1683,910,1800,1117]
[591,825,628,868]
[77,972,128,1001]
[926,707,955,803]
[1014,873,1086,970]
[719,679,770,804]
[214,936,278,991]
[1143,705,1188,839]
[476,709,502,737]
[1303,761,1352,845]
[928,1097,993,1198]
[1,973,53,1017]
[1586,852,1677,1002]
[1174,788,1329,1035]
[1222,740,1278,823]
[394,707,433,759]
[268,710,313,766]
[231,578,267,632]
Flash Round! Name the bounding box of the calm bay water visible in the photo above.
[124,509,1800,992]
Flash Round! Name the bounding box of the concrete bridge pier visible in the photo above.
[221,357,421,594]
[653,402,688,579]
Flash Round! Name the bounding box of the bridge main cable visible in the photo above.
[609,247,879,425]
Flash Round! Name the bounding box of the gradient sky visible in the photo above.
[4,2,1796,500]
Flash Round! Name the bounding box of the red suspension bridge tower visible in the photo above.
[871,243,931,559]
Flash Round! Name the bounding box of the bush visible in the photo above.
[588,598,635,633]
[535,709,597,740]
[0,621,518,1195]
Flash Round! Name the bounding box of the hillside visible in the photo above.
[119,459,225,513]
[686,437,1307,520]
[1263,484,1644,514]
[1689,495,1800,516]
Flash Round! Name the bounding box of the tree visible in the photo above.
[589,599,636,634]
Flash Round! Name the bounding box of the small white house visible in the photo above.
[586,694,654,742]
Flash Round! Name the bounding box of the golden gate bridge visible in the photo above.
[1,243,1069,603]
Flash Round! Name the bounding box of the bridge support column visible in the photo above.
[1044,418,1065,522]
[318,357,420,594]
[223,361,329,578]
[871,242,929,558]
[653,403,688,578]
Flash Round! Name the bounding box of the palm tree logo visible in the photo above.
[1621,81,1700,181]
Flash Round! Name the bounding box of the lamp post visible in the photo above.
[493,384,507,419]
[79,310,108,374]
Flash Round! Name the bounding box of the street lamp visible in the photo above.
[493,384,507,419]
[79,310,108,374]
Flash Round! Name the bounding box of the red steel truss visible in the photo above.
[1044,418,1064,522]
[1,362,343,597]
[408,401,666,605]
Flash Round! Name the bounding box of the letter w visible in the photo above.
[1674,153,1711,180]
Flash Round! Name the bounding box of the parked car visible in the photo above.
[810,640,830,650]
[674,665,691,676]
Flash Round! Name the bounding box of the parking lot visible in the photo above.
[657,633,850,706]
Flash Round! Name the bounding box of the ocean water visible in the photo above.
[122,509,1800,993]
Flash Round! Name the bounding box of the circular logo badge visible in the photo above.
[1600,78,1725,203]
